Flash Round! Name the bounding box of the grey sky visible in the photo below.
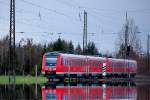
[0,0,150,53]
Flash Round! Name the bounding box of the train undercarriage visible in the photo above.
[45,71,136,84]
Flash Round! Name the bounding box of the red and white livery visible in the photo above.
[42,52,137,78]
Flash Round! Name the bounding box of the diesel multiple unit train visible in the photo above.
[42,52,137,78]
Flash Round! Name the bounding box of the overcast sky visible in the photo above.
[0,0,150,53]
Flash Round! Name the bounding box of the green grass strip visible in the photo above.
[0,75,46,84]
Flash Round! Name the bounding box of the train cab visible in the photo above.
[41,51,60,76]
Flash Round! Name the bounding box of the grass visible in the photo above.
[0,75,46,84]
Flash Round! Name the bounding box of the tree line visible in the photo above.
[0,36,99,75]
[0,35,149,76]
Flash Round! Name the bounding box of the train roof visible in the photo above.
[60,53,106,60]
[109,58,137,63]
[45,51,61,55]
[45,52,137,63]
[59,53,137,63]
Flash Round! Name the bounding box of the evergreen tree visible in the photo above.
[52,38,68,52]
[87,42,98,55]
[68,41,74,54]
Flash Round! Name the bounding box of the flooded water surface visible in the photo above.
[0,82,150,100]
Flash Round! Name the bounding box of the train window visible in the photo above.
[71,59,73,66]
[112,61,115,67]
[45,52,59,68]
[115,61,118,67]
[82,60,85,67]
[74,59,79,67]
[83,60,85,67]
[65,59,68,66]
[118,61,123,68]
[68,59,71,66]
[118,62,121,67]
[77,59,80,66]
[123,62,126,68]
[129,62,134,67]
[64,59,66,66]
[115,61,119,68]
[130,62,132,67]
[62,58,66,66]
[72,58,77,67]
[127,62,131,67]
[46,92,56,99]
[64,58,66,66]
[128,62,131,67]
[131,63,134,67]
[82,60,84,66]
[63,58,70,66]
[133,63,135,67]
[61,58,63,65]
[82,60,84,67]
[46,57,57,68]
[80,60,82,66]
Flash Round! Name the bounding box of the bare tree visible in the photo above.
[116,15,141,58]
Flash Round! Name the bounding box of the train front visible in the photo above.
[41,52,59,77]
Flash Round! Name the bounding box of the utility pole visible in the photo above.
[83,11,88,75]
[83,11,87,54]
[147,34,150,74]
[124,12,130,78]
[124,12,129,59]
[9,0,16,83]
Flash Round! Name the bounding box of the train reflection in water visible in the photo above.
[42,82,137,100]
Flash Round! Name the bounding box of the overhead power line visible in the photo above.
[54,0,78,9]
[0,0,82,31]
[0,17,51,30]
[21,0,80,22]
[0,1,79,25]
[53,0,150,13]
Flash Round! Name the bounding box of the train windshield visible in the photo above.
[46,92,56,100]
[46,54,57,68]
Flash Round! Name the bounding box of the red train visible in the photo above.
[41,52,137,78]
[42,85,137,100]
